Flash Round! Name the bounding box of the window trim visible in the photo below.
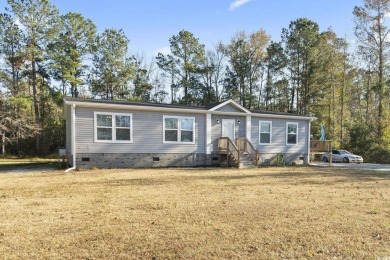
[286,122,298,145]
[163,115,195,144]
[94,112,133,143]
[259,120,272,145]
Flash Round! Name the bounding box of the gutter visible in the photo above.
[65,103,76,172]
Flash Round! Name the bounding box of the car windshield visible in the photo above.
[339,150,351,154]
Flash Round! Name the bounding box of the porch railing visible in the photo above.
[218,137,240,167]
[310,140,332,153]
[236,137,259,166]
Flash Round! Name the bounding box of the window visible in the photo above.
[163,116,195,143]
[259,121,272,144]
[286,122,298,145]
[94,112,132,143]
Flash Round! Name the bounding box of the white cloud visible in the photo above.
[229,0,252,11]
[155,46,171,56]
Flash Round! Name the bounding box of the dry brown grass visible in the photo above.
[0,166,389,259]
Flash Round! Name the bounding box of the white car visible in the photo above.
[322,149,363,163]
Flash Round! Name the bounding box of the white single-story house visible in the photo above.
[63,97,316,169]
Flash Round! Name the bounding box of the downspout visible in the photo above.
[205,113,212,165]
[65,103,76,172]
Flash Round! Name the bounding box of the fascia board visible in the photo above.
[209,99,252,114]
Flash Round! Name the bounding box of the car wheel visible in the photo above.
[322,156,329,162]
[343,157,349,163]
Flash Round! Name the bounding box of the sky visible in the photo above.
[1,0,363,58]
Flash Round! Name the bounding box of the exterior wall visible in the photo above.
[210,114,246,154]
[215,103,244,113]
[76,153,214,168]
[66,100,313,168]
[251,118,309,165]
[75,107,205,154]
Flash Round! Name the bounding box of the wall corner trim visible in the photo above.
[206,113,212,154]
[246,115,251,142]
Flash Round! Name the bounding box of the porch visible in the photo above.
[310,140,332,165]
[218,137,259,168]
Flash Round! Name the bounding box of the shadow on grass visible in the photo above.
[102,174,263,187]
[0,162,59,173]
[102,167,390,187]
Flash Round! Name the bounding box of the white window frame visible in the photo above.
[94,112,133,143]
[286,122,298,145]
[259,120,272,145]
[163,115,195,144]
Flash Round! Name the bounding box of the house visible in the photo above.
[63,97,316,169]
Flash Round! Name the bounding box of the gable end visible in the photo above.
[208,99,251,114]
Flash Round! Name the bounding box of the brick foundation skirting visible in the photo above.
[74,152,307,169]
[76,153,219,169]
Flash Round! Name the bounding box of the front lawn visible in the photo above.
[0,167,389,258]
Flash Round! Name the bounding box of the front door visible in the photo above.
[222,119,235,142]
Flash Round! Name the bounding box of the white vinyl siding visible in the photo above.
[163,116,195,144]
[259,121,272,144]
[286,122,298,145]
[94,112,133,143]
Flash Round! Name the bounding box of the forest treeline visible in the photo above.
[0,0,389,162]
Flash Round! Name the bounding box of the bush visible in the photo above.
[346,124,390,164]
[367,144,390,164]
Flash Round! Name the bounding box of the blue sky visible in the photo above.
[2,0,362,57]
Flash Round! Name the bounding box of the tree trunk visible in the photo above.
[378,42,384,138]
[265,66,271,110]
[257,73,264,110]
[340,47,347,147]
[1,132,5,155]
[366,60,371,125]
[31,59,40,154]
[240,77,245,107]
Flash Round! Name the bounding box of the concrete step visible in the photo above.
[239,163,257,168]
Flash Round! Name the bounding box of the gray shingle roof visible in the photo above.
[63,97,208,110]
[63,97,313,118]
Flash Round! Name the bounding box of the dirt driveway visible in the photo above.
[311,162,390,171]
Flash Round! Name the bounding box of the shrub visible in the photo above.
[346,124,390,163]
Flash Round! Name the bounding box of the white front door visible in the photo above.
[222,119,235,142]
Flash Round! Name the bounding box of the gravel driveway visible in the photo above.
[311,162,390,171]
